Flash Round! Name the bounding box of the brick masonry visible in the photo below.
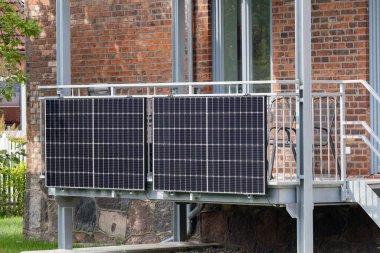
[24,0,377,250]
[272,0,370,176]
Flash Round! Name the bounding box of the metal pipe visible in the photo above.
[38,80,298,90]
[38,92,300,100]
[187,203,204,235]
[344,121,380,146]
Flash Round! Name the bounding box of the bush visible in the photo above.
[0,163,26,217]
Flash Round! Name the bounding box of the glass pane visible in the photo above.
[220,0,271,93]
[251,0,271,82]
[223,0,241,93]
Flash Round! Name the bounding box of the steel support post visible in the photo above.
[188,0,194,93]
[56,197,79,250]
[56,0,71,96]
[172,0,187,241]
[173,203,187,241]
[295,0,314,252]
[369,0,380,174]
[172,0,186,94]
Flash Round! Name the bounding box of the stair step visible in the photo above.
[348,180,380,228]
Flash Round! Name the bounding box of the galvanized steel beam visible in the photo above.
[172,0,186,94]
[56,197,79,250]
[56,0,71,96]
[172,0,187,241]
[295,0,314,252]
[369,0,380,174]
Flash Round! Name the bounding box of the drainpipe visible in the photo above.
[187,203,204,235]
[162,203,205,243]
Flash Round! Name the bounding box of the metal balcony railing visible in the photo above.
[37,79,380,186]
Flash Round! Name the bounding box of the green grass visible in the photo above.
[0,216,57,253]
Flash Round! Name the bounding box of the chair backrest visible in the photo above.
[268,96,297,140]
[313,96,339,145]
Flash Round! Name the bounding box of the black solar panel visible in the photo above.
[45,98,145,190]
[152,96,266,195]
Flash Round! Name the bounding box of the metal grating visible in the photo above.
[152,96,266,195]
[45,98,145,190]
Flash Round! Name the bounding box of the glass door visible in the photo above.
[214,0,271,93]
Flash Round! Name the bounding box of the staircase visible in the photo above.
[348,180,380,227]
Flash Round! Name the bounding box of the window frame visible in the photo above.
[212,0,273,93]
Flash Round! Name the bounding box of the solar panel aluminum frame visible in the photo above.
[44,98,146,191]
[152,96,267,195]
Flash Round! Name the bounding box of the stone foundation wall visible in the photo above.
[23,174,172,243]
[199,205,380,253]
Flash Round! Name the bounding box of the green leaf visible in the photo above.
[0,0,41,102]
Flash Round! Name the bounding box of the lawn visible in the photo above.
[0,216,57,253]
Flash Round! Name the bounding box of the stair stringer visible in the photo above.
[347,180,380,228]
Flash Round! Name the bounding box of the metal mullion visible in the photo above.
[241,0,252,93]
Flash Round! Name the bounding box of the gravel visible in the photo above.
[176,247,250,253]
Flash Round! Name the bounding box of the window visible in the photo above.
[213,0,271,93]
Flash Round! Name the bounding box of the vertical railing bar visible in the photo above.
[311,96,315,180]
[154,87,157,95]
[334,96,338,180]
[290,97,293,181]
[319,97,323,179]
[275,98,279,182]
[327,97,331,178]
[340,84,346,183]
[229,85,231,94]
[282,98,285,181]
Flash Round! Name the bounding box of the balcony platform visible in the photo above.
[48,180,349,206]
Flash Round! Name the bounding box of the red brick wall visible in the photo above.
[26,0,173,174]
[70,1,172,84]
[272,0,370,175]
[193,0,212,82]
[26,0,371,178]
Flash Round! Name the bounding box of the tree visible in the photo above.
[0,0,41,101]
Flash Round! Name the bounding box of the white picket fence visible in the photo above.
[0,131,26,215]
[0,131,26,166]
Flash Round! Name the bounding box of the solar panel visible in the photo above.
[152,96,266,195]
[45,98,145,190]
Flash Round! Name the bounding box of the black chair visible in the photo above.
[268,96,341,180]
[268,96,297,180]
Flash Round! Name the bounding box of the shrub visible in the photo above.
[0,163,26,216]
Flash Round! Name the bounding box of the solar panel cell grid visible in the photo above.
[45,98,145,190]
[153,96,266,195]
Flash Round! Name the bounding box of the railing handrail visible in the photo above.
[313,80,380,105]
[344,135,380,160]
[37,80,297,90]
[344,121,380,146]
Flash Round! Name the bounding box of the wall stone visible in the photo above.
[199,205,380,253]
